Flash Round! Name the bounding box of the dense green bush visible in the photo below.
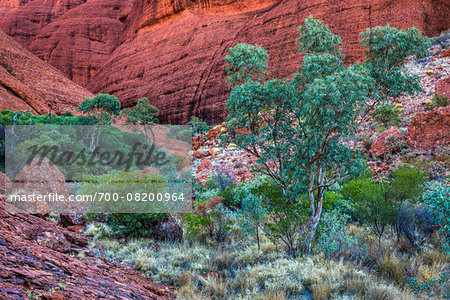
[389,165,428,204]
[182,199,235,243]
[104,213,167,239]
[77,94,121,124]
[186,116,211,134]
[316,204,358,258]
[424,181,449,255]
[341,178,396,245]
[371,103,401,129]
[83,171,169,238]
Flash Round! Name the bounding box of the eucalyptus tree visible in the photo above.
[225,16,430,253]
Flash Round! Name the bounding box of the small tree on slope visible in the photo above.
[225,16,430,253]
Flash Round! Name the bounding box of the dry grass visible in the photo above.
[376,254,406,284]
[88,223,447,300]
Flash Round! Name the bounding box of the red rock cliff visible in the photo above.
[90,0,450,124]
[0,0,88,45]
[0,30,93,114]
[1,0,449,123]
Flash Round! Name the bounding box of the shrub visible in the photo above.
[389,165,428,204]
[424,181,450,255]
[186,116,212,134]
[425,94,448,111]
[315,205,358,258]
[406,272,449,298]
[341,178,396,245]
[253,180,308,256]
[372,103,401,129]
[396,204,434,248]
[236,186,267,249]
[182,198,235,243]
[77,94,121,124]
[105,213,167,239]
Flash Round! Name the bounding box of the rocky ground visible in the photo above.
[0,197,175,299]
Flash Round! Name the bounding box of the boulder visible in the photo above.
[59,213,87,228]
[0,197,174,299]
[370,126,404,157]
[208,126,222,141]
[89,0,449,123]
[407,106,450,152]
[193,150,205,159]
[197,158,212,173]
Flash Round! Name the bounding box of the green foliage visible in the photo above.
[225,17,429,253]
[426,94,449,111]
[122,98,158,125]
[77,94,121,124]
[371,103,401,129]
[341,178,396,243]
[225,43,268,86]
[406,273,449,298]
[233,176,270,249]
[424,181,450,255]
[84,171,168,238]
[316,205,358,258]
[182,202,235,243]
[360,25,431,101]
[389,165,428,204]
[186,116,211,134]
[105,213,166,239]
[253,180,308,256]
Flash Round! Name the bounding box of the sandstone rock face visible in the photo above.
[407,106,450,152]
[26,0,133,86]
[0,0,87,45]
[0,197,174,299]
[370,126,404,157]
[435,77,450,98]
[0,0,22,18]
[90,0,450,124]
[0,30,93,114]
[1,0,448,123]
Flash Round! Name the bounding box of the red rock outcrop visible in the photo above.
[89,0,450,124]
[407,106,450,152]
[0,0,22,18]
[0,197,174,299]
[26,0,133,86]
[1,0,449,123]
[370,126,404,157]
[435,77,450,98]
[0,30,92,114]
[0,0,87,45]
